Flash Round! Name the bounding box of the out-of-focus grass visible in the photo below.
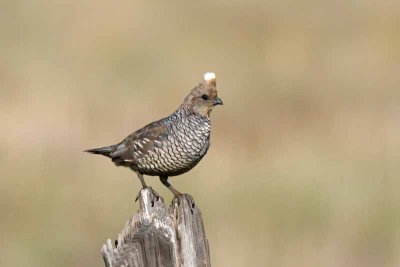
[1,1,399,266]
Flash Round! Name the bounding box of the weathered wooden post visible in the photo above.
[101,188,211,267]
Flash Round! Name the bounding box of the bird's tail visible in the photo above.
[85,145,115,158]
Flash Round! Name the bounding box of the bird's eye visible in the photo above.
[201,94,208,100]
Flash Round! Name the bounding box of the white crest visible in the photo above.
[204,72,216,81]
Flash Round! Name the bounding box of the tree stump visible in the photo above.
[101,187,211,267]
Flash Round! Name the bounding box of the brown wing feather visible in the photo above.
[110,118,170,167]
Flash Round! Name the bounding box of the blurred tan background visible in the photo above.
[1,1,400,266]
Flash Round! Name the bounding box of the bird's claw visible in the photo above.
[172,194,196,214]
[135,186,160,205]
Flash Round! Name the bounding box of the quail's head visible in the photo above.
[183,72,223,117]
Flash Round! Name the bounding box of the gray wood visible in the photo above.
[101,188,211,267]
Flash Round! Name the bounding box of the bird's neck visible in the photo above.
[177,104,211,119]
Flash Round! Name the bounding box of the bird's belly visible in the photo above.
[137,131,210,176]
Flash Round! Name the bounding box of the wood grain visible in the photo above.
[101,188,210,267]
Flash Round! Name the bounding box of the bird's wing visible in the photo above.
[110,118,170,165]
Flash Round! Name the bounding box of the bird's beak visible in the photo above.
[213,97,223,106]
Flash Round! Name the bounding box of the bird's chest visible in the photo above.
[170,118,211,159]
[136,117,211,175]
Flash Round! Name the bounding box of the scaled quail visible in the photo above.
[85,72,223,198]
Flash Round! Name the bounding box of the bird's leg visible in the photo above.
[160,176,195,211]
[137,172,147,188]
[159,175,182,198]
[135,173,159,202]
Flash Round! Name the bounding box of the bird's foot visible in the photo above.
[135,186,160,206]
[172,194,196,214]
